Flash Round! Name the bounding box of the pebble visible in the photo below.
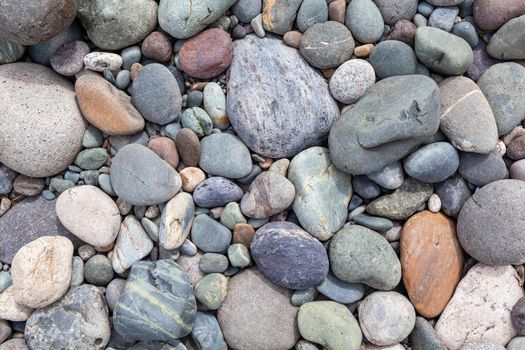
[141,31,172,62]
[11,236,73,308]
[70,256,84,287]
[473,0,525,31]
[179,29,233,79]
[404,142,459,183]
[0,320,11,344]
[191,214,232,253]
[220,202,246,229]
[427,193,442,212]
[401,211,463,317]
[84,255,114,286]
[159,192,195,250]
[191,312,228,350]
[175,129,201,167]
[369,40,417,79]
[366,162,405,190]
[13,176,44,196]
[298,301,362,350]
[329,224,401,290]
[194,273,228,310]
[413,13,428,27]
[510,159,525,181]
[415,26,474,75]
[50,178,75,192]
[427,0,463,5]
[203,82,229,130]
[428,6,459,31]
[410,317,448,350]
[0,286,33,322]
[75,148,108,170]
[50,41,90,76]
[386,20,417,46]
[291,288,318,307]
[147,137,179,168]
[316,273,365,304]
[467,41,500,81]
[297,0,328,32]
[56,185,121,247]
[132,63,182,125]
[0,165,16,195]
[508,337,525,350]
[113,260,197,342]
[328,0,346,23]
[0,63,86,177]
[240,171,294,218]
[112,215,154,273]
[283,31,303,48]
[232,0,262,23]
[250,14,266,37]
[436,264,523,349]
[358,291,416,346]
[83,52,123,72]
[487,14,525,59]
[0,271,12,294]
[299,21,355,69]
[329,59,375,104]
[262,0,303,34]
[179,167,206,192]
[512,297,525,335]
[458,151,508,186]
[0,38,25,65]
[121,46,142,70]
[217,268,299,350]
[353,214,393,231]
[110,131,149,151]
[199,253,229,274]
[111,144,182,205]
[373,0,418,24]
[353,176,381,199]
[232,223,256,247]
[227,244,251,268]
[345,0,383,43]
[25,285,110,350]
[181,107,213,137]
[451,21,479,48]
[251,221,329,289]
[228,35,338,158]
[105,278,126,312]
[0,339,29,350]
[199,133,252,178]
[179,239,198,256]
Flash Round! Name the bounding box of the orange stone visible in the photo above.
[147,136,179,168]
[400,210,464,318]
[75,75,144,135]
[233,223,256,247]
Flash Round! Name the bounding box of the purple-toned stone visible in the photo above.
[466,41,501,81]
[50,40,91,76]
[193,177,244,208]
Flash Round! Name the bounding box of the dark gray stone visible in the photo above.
[84,255,114,286]
[352,176,381,199]
[297,0,328,32]
[0,164,16,195]
[458,151,508,186]
[109,131,149,151]
[467,41,501,82]
[25,285,111,350]
[366,162,405,190]
[193,177,244,208]
[316,272,365,304]
[232,0,262,23]
[373,0,418,24]
[199,133,252,179]
[512,297,525,335]
[329,75,441,175]
[435,173,471,217]
[345,0,384,43]
[113,260,197,342]
[458,180,525,265]
[428,6,459,31]
[487,15,525,60]
[251,221,329,290]
[191,312,227,350]
[369,40,417,79]
[0,38,25,65]
[452,21,479,48]
[404,142,459,183]
[199,253,229,274]
[191,215,232,253]
[410,317,448,350]
[132,63,182,125]
[262,0,303,35]
[110,144,182,206]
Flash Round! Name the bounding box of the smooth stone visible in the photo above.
[401,211,463,318]
[298,301,362,350]
[435,174,470,217]
[0,320,11,344]
[458,151,508,186]
[56,185,121,247]
[508,337,525,350]
[191,215,232,253]
[228,35,339,158]
[111,144,182,205]
[50,178,75,192]
[186,90,204,108]
[428,6,459,31]
[426,0,464,5]
[27,21,84,65]
[181,107,213,137]
[159,192,195,250]
[373,0,418,24]
[473,0,525,31]
[199,133,252,179]
[414,13,428,27]
[477,63,525,135]
[467,41,500,81]
[262,0,303,34]
[180,167,206,192]
[411,317,448,350]
[452,22,479,48]
[297,0,328,32]
[194,273,228,310]
[132,63,182,125]
[116,70,131,89]
[11,236,73,308]
[77,0,158,50]
[69,256,84,287]
[458,180,525,265]
[121,46,142,70]
[191,312,227,350]
[251,221,329,290]
[12,175,44,196]
[217,268,299,350]
[369,40,417,79]
[345,0,383,43]
[299,21,355,69]
[141,31,172,62]
[227,243,250,268]
[487,15,525,59]
[329,59,375,104]
[240,172,295,218]
[83,52,122,72]
[0,272,12,293]
[232,0,262,23]
[436,264,523,350]
[109,131,149,151]
[510,159,525,181]
[358,291,416,346]
[179,239,198,256]
[439,76,498,153]
[84,254,114,286]
[0,286,33,321]
[0,38,25,65]
[232,223,256,247]
[366,162,404,190]
[199,253,229,274]
[352,176,380,199]
[220,202,247,230]
[353,214,393,231]
[0,164,16,195]
[415,26,474,75]
[513,297,525,335]
[329,75,441,175]
[0,63,86,177]
[175,129,201,167]
[113,260,197,342]
[316,273,365,304]
[83,125,104,148]
[158,0,236,39]
[329,224,401,290]
[459,341,506,350]
[193,177,243,208]
[50,40,90,76]
[106,278,126,312]
[25,285,110,350]
[291,288,318,307]
[75,148,108,170]
[404,142,459,183]
[112,215,154,273]
[203,82,229,130]
[147,137,179,168]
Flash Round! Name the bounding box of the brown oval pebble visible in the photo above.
[130,63,143,81]
[400,210,464,318]
[179,167,206,192]
[283,31,303,48]
[507,135,525,160]
[178,28,233,79]
[474,0,525,31]
[328,0,346,23]
[175,128,201,167]
[50,40,90,76]
[354,44,374,57]
[75,75,145,136]
[233,223,256,247]
[147,136,179,168]
[141,31,172,62]
[386,20,417,47]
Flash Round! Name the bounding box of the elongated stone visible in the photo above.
[159,192,195,250]
[112,216,154,273]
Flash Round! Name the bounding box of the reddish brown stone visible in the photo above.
[474,0,525,31]
[233,223,256,247]
[130,63,143,81]
[386,20,417,47]
[141,31,172,62]
[147,136,179,168]
[400,210,464,318]
[175,128,201,167]
[507,135,525,160]
[178,28,233,79]
[328,0,346,23]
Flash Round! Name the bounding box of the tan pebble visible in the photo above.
[283,31,302,48]
[354,44,375,57]
[130,63,143,80]
[179,167,206,192]
[258,158,273,169]
[269,158,290,177]
[0,197,12,217]
[0,286,33,321]
[116,197,133,215]
[191,82,208,91]
[144,205,160,219]
[210,207,224,219]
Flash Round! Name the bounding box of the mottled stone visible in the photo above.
[0,38,25,65]
[240,172,295,218]
[262,0,303,34]
[142,31,172,62]
[193,177,243,208]
[329,59,376,104]
[199,133,252,179]
[410,317,448,350]
[159,192,195,250]
[369,40,417,79]
[112,216,154,273]
[0,286,33,321]
[194,273,228,310]
[191,312,227,350]
[232,0,262,23]
[203,82,229,130]
[386,20,417,46]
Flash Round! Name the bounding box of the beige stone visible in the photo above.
[0,287,33,321]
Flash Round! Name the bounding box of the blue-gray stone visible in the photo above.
[418,1,435,17]
[163,122,182,141]
[458,151,508,186]
[232,0,262,23]
[345,0,384,43]
[373,0,418,24]
[191,214,232,253]
[49,178,75,192]
[116,70,131,90]
[110,144,182,205]
[42,190,56,200]
[109,131,149,151]
[63,171,80,184]
[487,15,525,60]
[316,272,365,304]
[180,107,213,137]
[113,260,197,342]
[236,165,262,185]
[98,173,116,196]
[84,254,114,286]
[121,46,142,70]
[219,202,247,230]
[191,312,228,350]
[410,316,448,350]
[435,173,471,217]
[142,217,159,242]
[353,214,394,231]
[80,170,100,186]
[404,142,459,183]
[132,63,182,125]
[0,164,17,195]
[297,0,328,32]
[452,22,479,48]
[0,271,12,293]
[428,6,459,32]
[366,161,405,190]
[352,175,381,199]
[179,239,198,256]
[199,253,229,274]
[82,125,104,148]
[75,147,108,170]
[199,133,252,179]
[167,65,186,96]
[251,221,329,290]
[348,195,364,211]
[186,90,203,108]
[0,38,25,65]
[262,0,302,34]
[459,0,474,17]
[291,287,318,306]
[369,40,417,79]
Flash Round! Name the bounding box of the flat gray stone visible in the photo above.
[487,15,525,60]
[199,133,252,179]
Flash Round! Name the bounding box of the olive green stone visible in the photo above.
[74,147,108,170]
[194,273,228,310]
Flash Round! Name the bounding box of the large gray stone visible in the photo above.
[458,151,508,186]
[329,75,441,175]
[487,15,525,60]
[227,35,339,158]
[403,142,459,183]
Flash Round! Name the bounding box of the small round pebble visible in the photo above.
[199,253,229,274]
[84,255,114,286]
[227,244,251,268]
[427,193,442,212]
[329,59,375,104]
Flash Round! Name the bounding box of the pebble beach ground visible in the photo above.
[0,0,525,349]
